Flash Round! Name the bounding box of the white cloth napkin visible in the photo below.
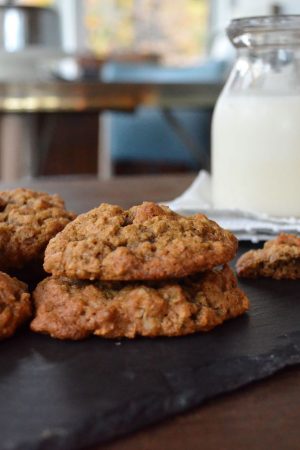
[167,171,300,242]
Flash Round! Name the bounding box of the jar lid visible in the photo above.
[227,15,300,48]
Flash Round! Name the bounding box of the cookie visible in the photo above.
[236,233,300,279]
[0,272,31,340]
[30,265,249,340]
[44,202,237,281]
[0,188,75,271]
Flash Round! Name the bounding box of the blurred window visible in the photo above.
[82,0,209,66]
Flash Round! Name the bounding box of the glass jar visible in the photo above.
[212,15,300,217]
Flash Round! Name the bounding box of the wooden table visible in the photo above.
[4,173,300,450]
[0,80,222,112]
[0,80,222,181]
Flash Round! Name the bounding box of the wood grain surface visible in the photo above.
[97,366,300,450]
[0,174,193,213]
[1,174,299,450]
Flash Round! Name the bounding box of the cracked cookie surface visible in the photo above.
[236,233,300,279]
[44,202,237,281]
[0,188,75,270]
[0,272,31,340]
[30,265,249,340]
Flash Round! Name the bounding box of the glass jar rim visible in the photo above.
[227,15,300,48]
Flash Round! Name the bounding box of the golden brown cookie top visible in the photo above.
[31,265,249,340]
[0,188,75,270]
[44,201,237,281]
[0,271,31,340]
[236,233,300,279]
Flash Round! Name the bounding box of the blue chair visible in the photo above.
[100,59,227,174]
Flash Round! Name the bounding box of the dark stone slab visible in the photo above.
[1,244,300,450]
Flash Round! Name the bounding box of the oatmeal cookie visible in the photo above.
[30,265,249,340]
[0,188,75,270]
[236,233,300,279]
[44,202,237,281]
[0,272,31,340]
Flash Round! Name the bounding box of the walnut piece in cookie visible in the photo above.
[236,233,300,279]
[0,188,75,271]
[44,202,237,281]
[0,272,31,340]
[30,265,249,340]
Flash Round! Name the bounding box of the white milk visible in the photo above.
[212,94,300,217]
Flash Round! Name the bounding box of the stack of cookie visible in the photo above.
[31,202,249,340]
[0,188,75,340]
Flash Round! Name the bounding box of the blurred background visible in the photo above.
[0,0,299,180]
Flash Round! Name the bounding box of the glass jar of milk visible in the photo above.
[212,15,300,217]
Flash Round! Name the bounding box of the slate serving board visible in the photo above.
[1,243,300,450]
